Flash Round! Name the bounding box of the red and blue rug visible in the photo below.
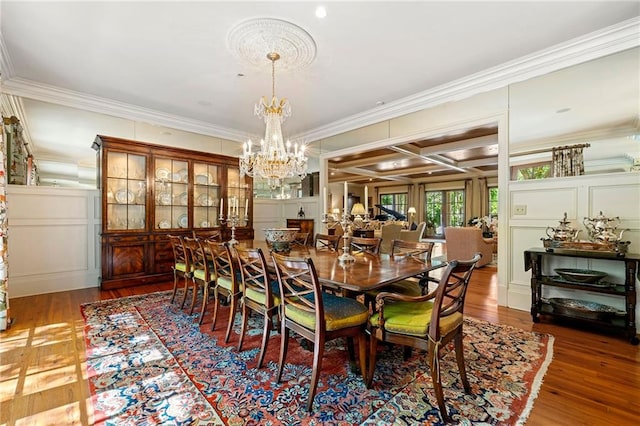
[81,291,553,425]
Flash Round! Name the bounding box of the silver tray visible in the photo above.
[548,298,624,320]
[554,268,607,283]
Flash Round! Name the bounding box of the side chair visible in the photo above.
[364,239,437,310]
[313,233,340,251]
[390,239,438,295]
[271,252,369,411]
[234,245,280,369]
[192,229,221,242]
[206,240,241,343]
[366,253,482,423]
[184,237,215,324]
[292,232,311,247]
[350,236,382,255]
[168,234,193,306]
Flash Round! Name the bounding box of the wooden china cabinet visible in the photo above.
[93,135,254,289]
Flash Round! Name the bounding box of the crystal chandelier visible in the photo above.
[239,52,308,189]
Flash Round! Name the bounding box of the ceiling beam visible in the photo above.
[328,152,405,168]
[389,146,469,173]
[337,166,413,183]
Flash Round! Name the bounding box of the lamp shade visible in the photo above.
[408,207,417,214]
[351,203,366,216]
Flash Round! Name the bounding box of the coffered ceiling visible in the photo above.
[1,2,638,186]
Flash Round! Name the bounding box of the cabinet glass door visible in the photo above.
[106,151,146,230]
[226,167,250,224]
[154,158,189,230]
[193,162,221,228]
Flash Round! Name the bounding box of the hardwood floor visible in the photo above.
[1,268,638,425]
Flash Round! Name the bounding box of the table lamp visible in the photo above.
[408,206,416,222]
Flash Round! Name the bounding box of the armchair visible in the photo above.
[444,227,493,267]
[366,253,482,423]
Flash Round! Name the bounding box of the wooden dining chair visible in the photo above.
[313,233,340,251]
[192,229,221,242]
[292,232,310,247]
[234,245,280,369]
[184,237,215,324]
[205,240,241,343]
[390,239,438,295]
[350,236,382,254]
[363,239,437,310]
[168,234,193,306]
[366,253,482,423]
[271,252,369,411]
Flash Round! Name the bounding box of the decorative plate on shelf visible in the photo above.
[197,193,213,206]
[115,189,135,204]
[195,173,214,185]
[554,268,607,283]
[178,192,188,206]
[155,168,170,181]
[200,220,210,227]
[177,168,188,183]
[178,214,188,228]
[156,192,172,205]
[548,297,624,320]
[158,220,171,229]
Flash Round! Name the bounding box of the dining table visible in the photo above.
[240,240,447,296]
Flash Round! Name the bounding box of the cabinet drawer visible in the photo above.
[106,234,149,243]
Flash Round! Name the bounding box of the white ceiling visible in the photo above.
[1,1,639,185]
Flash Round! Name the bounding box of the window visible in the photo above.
[511,163,552,180]
[379,193,408,218]
[488,187,498,217]
[424,189,465,236]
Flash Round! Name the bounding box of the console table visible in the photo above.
[525,247,638,344]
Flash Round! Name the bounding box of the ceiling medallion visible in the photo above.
[227,18,317,71]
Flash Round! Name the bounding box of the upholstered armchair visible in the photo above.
[444,226,493,267]
[400,221,426,242]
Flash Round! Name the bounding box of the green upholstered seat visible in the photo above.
[285,292,369,331]
[174,262,188,273]
[193,269,215,282]
[245,280,281,305]
[369,300,462,337]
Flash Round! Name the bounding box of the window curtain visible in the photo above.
[464,179,473,223]
[552,146,585,177]
[478,177,488,217]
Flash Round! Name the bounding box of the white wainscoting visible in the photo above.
[7,185,100,297]
[253,196,320,242]
[507,172,640,330]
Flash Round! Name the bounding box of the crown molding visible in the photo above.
[1,17,638,147]
[0,36,15,80]
[1,78,248,143]
[299,17,640,143]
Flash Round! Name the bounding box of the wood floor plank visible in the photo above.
[1,270,638,425]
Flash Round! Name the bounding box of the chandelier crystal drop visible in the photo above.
[239,52,308,189]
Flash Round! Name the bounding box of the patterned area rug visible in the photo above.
[81,291,553,425]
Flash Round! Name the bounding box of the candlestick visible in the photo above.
[343,182,348,215]
[227,197,231,217]
[245,198,248,214]
[364,186,368,216]
[220,198,223,216]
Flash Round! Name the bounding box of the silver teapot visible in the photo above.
[546,212,580,241]
[583,211,626,243]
